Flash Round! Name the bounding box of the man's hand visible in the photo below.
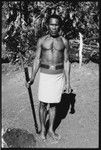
[66,84,72,94]
[63,84,72,94]
[25,81,31,89]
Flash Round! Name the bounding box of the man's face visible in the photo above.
[48,18,60,37]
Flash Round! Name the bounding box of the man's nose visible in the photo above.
[52,25,56,29]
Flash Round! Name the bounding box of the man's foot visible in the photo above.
[37,131,46,141]
[48,131,61,140]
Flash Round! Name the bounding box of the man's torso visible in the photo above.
[40,35,66,74]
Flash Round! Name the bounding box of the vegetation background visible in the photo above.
[2,1,99,67]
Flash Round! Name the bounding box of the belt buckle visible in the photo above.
[50,65,55,70]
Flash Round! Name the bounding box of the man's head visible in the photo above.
[46,14,62,37]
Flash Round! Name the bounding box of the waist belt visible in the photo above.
[40,64,64,70]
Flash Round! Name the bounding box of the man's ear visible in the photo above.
[45,24,49,30]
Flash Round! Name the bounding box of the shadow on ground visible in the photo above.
[53,91,76,131]
[45,91,76,132]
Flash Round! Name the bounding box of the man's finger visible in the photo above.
[25,82,29,88]
[65,88,72,94]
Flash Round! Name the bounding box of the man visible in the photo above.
[26,14,72,141]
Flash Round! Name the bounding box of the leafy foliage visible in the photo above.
[2,1,99,65]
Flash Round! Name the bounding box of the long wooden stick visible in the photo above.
[19,53,39,133]
[24,67,38,133]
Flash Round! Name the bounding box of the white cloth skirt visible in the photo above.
[38,72,65,103]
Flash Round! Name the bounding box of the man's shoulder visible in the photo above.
[39,35,49,41]
[37,35,49,46]
[60,36,68,45]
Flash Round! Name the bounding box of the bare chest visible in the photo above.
[42,37,65,51]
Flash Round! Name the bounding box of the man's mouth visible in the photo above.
[51,30,57,33]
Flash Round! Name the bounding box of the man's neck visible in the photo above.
[50,34,59,38]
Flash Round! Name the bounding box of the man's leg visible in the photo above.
[38,102,47,139]
[48,104,60,140]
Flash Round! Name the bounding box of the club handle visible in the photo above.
[24,67,30,82]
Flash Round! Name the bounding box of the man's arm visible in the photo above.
[63,38,71,93]
[28,38,42,85]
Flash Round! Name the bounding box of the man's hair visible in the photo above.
[46,14,62,27]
